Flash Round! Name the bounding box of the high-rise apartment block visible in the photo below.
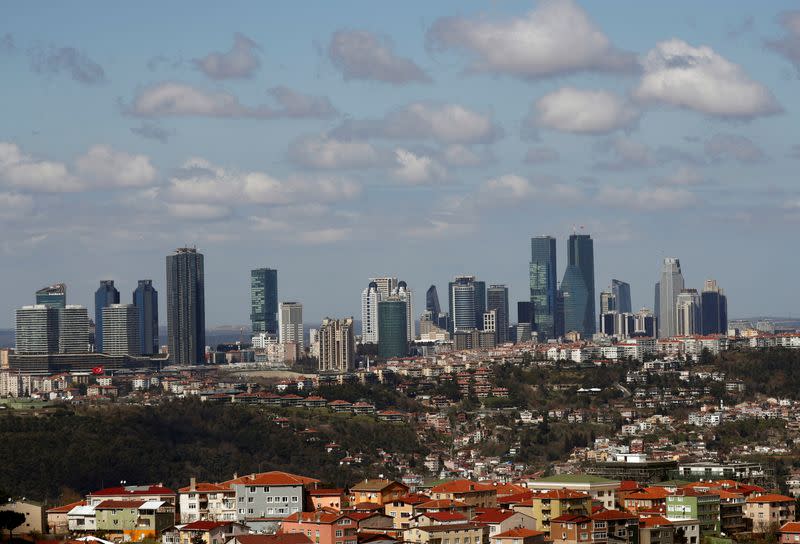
[370,277,398,300]
[658,258,685,338]
[58,305,89,354]
[361,282,381,344]
[278,302,303,347]
[102,304,140,356]
[393,281,414,340]
[15,305,59,354]
[166,247,206,365]
[676,289,702,336]
[319,317,354,373]
[487,284,509,344]
[250,268,278,334]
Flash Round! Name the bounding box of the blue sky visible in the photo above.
[2,0,800,328]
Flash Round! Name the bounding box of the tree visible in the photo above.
[0,510,26,539]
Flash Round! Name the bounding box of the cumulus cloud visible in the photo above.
[75,145,157,188]
[0,192,34,220]
[130,122,172,143]
[765,11,800,75]
[596,185,695,210]
[392,149,447,185]
[532,88,639,134]
[480,174,583,204]
[427,0,636,79]
[0,142,82,192]
[441,144,491,167]
[331,102,502,144]
[704,133,766,163]
[126,82,337,119]
[594,136,654,170]
[194,33,260,79]
[289,135,387,169]
[524,147,560,164]
[328,29,430,84]
[28,45,106,85]
[634,39,781,118]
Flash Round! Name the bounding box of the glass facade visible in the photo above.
[611,279,632,314]
[378,299,408,359]
[166,247,206,365]
[565,233,596,336]
[133,279,159,355]
[35,283,66,309]
[94,280,120,353]
[250,268,278,334]
[426,285,441,315]
[530,236,557,340]
[487,285,509,344]
[560,264,589,336]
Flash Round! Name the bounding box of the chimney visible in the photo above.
[190,477,196,492]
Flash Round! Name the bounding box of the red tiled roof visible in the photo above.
[418,499,469,509]
[310,488,344,497]
[47,500,85,513]
[352,502,383,511]
[552,514,591,524]
[431,480,496,494]
[423,512,468,522]
[95,500,145,509]
[492,483,529,496]
[780,522,800,533]
[413,523,483,533]
[531,489,590,500]
[350,479,406,492]
[625,488,671,501]
[395,493,431,505]
[233,535,313,544]
[226,471,320,487]
[747,494,794,503]
[592,510,637,521]
[283,512,343,524]
[639,515,672,528]
[618,480,642,492]
[89,485,175,497]
[492,529,546,539]
[182,521,234,531]
[178,482,231,493]
[472,509,517,524]
[498,491,534,505]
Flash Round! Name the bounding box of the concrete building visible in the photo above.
[393,281,414,341]
[15,305,59,354]
[102,304,141,356]
[279,302,303,347]
[526,475,618,511]
[35,283,66,309]
[226,471,319,522]
[4,499,45,534]
[58,305,89,354]
[166,247,206,365]
[487,284,510,344]
[361,282,381,344]
[319,317,355,373]
[675,289,702,337]
[658,258,685,338]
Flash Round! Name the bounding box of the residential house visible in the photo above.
[310,489,347,512]
[4,500,45,534]
[512,490,592,531]
[384,494,431,529]
[280,511,358,544]
[226,471,320,522]
[526,476,619,511]
[744,494,797,533]
[179,479,237,522]
[590,510,638,544]
[86,484,177,507]
[778,521,800,544]
[638,516,674,544]
[179,520,247,544]
[471,509,537,538]
[549,514,593,544]
[47,500,85,534]
[94,499,175,541]
[350,480,409,507]
[490,528,547,544]
[429,480,498,508]
[623,488,671,514]
[226,534,313,544]
[404,522,487,544]
[664,489,720,536]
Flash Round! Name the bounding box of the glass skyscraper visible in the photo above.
[448,276,485,332]
[658,258,684,338]
[701,279,728,335]
[611,279,632,314]
[250,268,278,334]
[133,279,159,355]
[378,298,408,359]
[35,283,66,309]
[487,284,509,344]
[529,236,557,340]
[426,285,441,315]
[94,280,120,353]
[166,247,206,365]
[561,234,596,337]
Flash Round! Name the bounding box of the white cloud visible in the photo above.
[331,102,502,144]
[127,82,336,119]
[289,135,386,169]
[427,0,636,79]
[0,142,82,192]
[765,11,800,74]
[194,33,260,80]
[594,136,653,170]
[481,174,583,204]
[392,149,447,185]
[76,145,157,188]
[704,133,766,163]
[634,39,781,118]
[533,88,639,134]
[328,30,430,84]
[596,185,695,210]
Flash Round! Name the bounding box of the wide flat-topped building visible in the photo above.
[526,475,619,510]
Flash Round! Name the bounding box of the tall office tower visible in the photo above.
[166,247,206,365]
[529,236,558,340]
[133,280,159,355]
[562,233,595,336]
[318,317,355,372]
[554,290,565,338]
[634,309,657,337]
[676,289,702,336]
[361,282,381,343]
[94,280,120,353]
[473,280,486,329]
[612,279,632,314]
[278,302,304,347]
[701,279,728,335]
[15,305,59,354]
[600,312,616,336]
[394,281,415,340]
[600,290,616,314]
[102,304,140,356]
[370,277,398,300]
[658,258,685,338]
[426,285,441,315]
[58,305,89,353]
[36,283,66,309]
[378,298,408,359]
[653,282,660,331]
[487,285,509,344]
[250,268,278,334]
[449,276,477,332]
[517,301,533,327]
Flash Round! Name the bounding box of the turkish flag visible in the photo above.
[92,366,104,375]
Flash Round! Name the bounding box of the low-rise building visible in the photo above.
[744,494,796,533]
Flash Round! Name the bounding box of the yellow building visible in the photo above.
[512,490,592,530]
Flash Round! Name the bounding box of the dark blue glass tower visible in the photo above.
[94,280,120,353]
[250,268,278,334]
[133,279,159,355]
[426,285,441,315]
[166,247,205,365]
[612,279,632,314]
[529,236,557,339]
[562,234,596,337]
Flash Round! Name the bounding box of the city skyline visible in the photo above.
[2,1,800,326]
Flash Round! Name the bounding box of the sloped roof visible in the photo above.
[226,471,320,487]
[492,528,546,539]
[431,480,497,494]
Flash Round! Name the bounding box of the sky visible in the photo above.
[1,0,800,328]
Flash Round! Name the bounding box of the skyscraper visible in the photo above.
[94,280,120,353]
[319,317,355,373]
[279,302,304,347]
[654,282,660,332]
[370,277,398,300]
[426,285,441,315]
[394,281,414,340]
[378,298,408,359]
[15,305,59,354]
[361,282,381,343]
[449,276,477,332]
[529,236,557,340]
[102,304,140,356]
[612,279,632,314]
[635,308,657,338]
[676,288,702,336]
[36,283,66,309]
[561,234,595,337]
[658,258,685,338]
[701,279,728,335]
[166,247,206,365]
[250,268,278,334]
[58,305,89,353]
[133,279,159,355]
[517,301,533,327]
[487,284,509,344]
[600,290,616,314]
